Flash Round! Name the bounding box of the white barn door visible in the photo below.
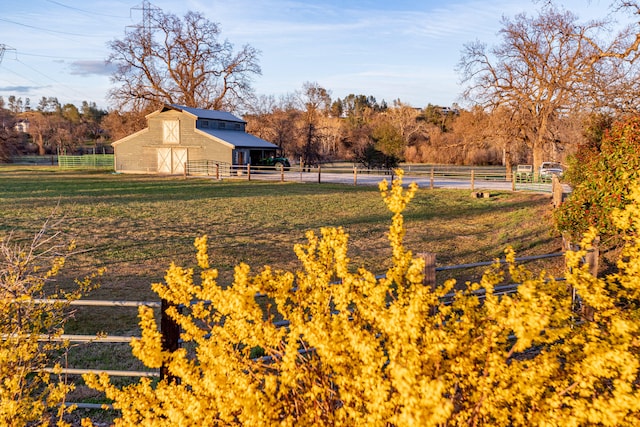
[172,148,187,174]
[157,147,187,174]
[163,120,180,143]
[157,148,171,173]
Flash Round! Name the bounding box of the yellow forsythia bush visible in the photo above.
[1,223,99,427]
[85,172,640,426]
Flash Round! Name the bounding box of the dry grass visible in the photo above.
[0,166,563,375]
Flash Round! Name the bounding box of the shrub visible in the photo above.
[555,116,640,240]
[0,220,99,426]
[86,171,640,426]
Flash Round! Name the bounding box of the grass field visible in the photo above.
[0,166,564,403]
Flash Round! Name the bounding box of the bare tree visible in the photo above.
[101,108,154,142]
[458,3,640,173]
[244,95,301,157]
[108,6,261,112]
[385,102,427,146]
[296,82,332,167]
[22,111,54,155]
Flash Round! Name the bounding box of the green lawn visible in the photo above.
[2,167,563,330]
[0,166,564,408]
[0,166,563,297]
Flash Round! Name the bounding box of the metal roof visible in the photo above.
[167,104,245,123]
[199,128,279,149]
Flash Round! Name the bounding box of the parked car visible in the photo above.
[539,162,564,182]
[515,164,533,182]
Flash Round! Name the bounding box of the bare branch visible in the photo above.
[108,8,261,113]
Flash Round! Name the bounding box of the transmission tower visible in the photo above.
[0,44,16,66]
[128,0,161,52]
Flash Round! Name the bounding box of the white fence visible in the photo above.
[186,161,562,194]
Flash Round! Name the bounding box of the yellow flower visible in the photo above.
[84,174,640,426]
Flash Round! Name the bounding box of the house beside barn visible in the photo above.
[112,104,280,174]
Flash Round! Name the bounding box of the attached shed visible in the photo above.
[112,104,279,174]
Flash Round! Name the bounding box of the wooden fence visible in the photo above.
[185,161,563,194]
[19,245,594,411]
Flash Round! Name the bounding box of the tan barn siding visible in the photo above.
[113,129,158,173]
[114,109,235,173]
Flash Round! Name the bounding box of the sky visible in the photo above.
[0,0,616,111]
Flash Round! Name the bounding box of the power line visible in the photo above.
[0,64,44,89]
[45,0,129,19]
[12,51,90,61]
[0,44,16,66]
[16,58,91,99]
[0,17,103,38]
[5,57,97,101]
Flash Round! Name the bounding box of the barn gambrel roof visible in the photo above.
[118,103,278,150]
[165,104,246,124]
[197,128,278,149]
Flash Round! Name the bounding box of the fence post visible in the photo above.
[419,252,436,290]
[471,169,475,191]
[582,236,600,321]
[300,159,304,182]
[419,252,437,315]
[160,299,180,382]
[216,163,219,180]
[586,236,600,278]
[512,172,516,191]
[353,165,357,186]
[280,163,285,182]
[183,162,187,179]
[318,164,321,184]
[564,234,600,321]
[552,175,563,207]
[247,163,251,181]
[430,167,434,190]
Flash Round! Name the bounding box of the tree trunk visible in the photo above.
[36,134,45,156]
[532,115,549,179]
[532,140,544,180]
[504,144,513,179]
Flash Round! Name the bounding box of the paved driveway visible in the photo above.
[246,170,558,193]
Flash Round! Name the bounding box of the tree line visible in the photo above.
[3,1,640,175]
[0,88,522,168]
[0,89,587,171]
[0,96,109,160]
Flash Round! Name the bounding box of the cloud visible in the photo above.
[69,60,116,76]
[0,85,40,93]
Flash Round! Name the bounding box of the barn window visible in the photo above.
[163,120,180,144]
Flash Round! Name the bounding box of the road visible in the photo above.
[242,170,559,193]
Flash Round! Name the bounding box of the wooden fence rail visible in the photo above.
[185,162,564,195]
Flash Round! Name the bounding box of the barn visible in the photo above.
[112,104,280,174]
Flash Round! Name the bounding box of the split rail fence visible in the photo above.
[185,161,565,195]
[19,245,598,411]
